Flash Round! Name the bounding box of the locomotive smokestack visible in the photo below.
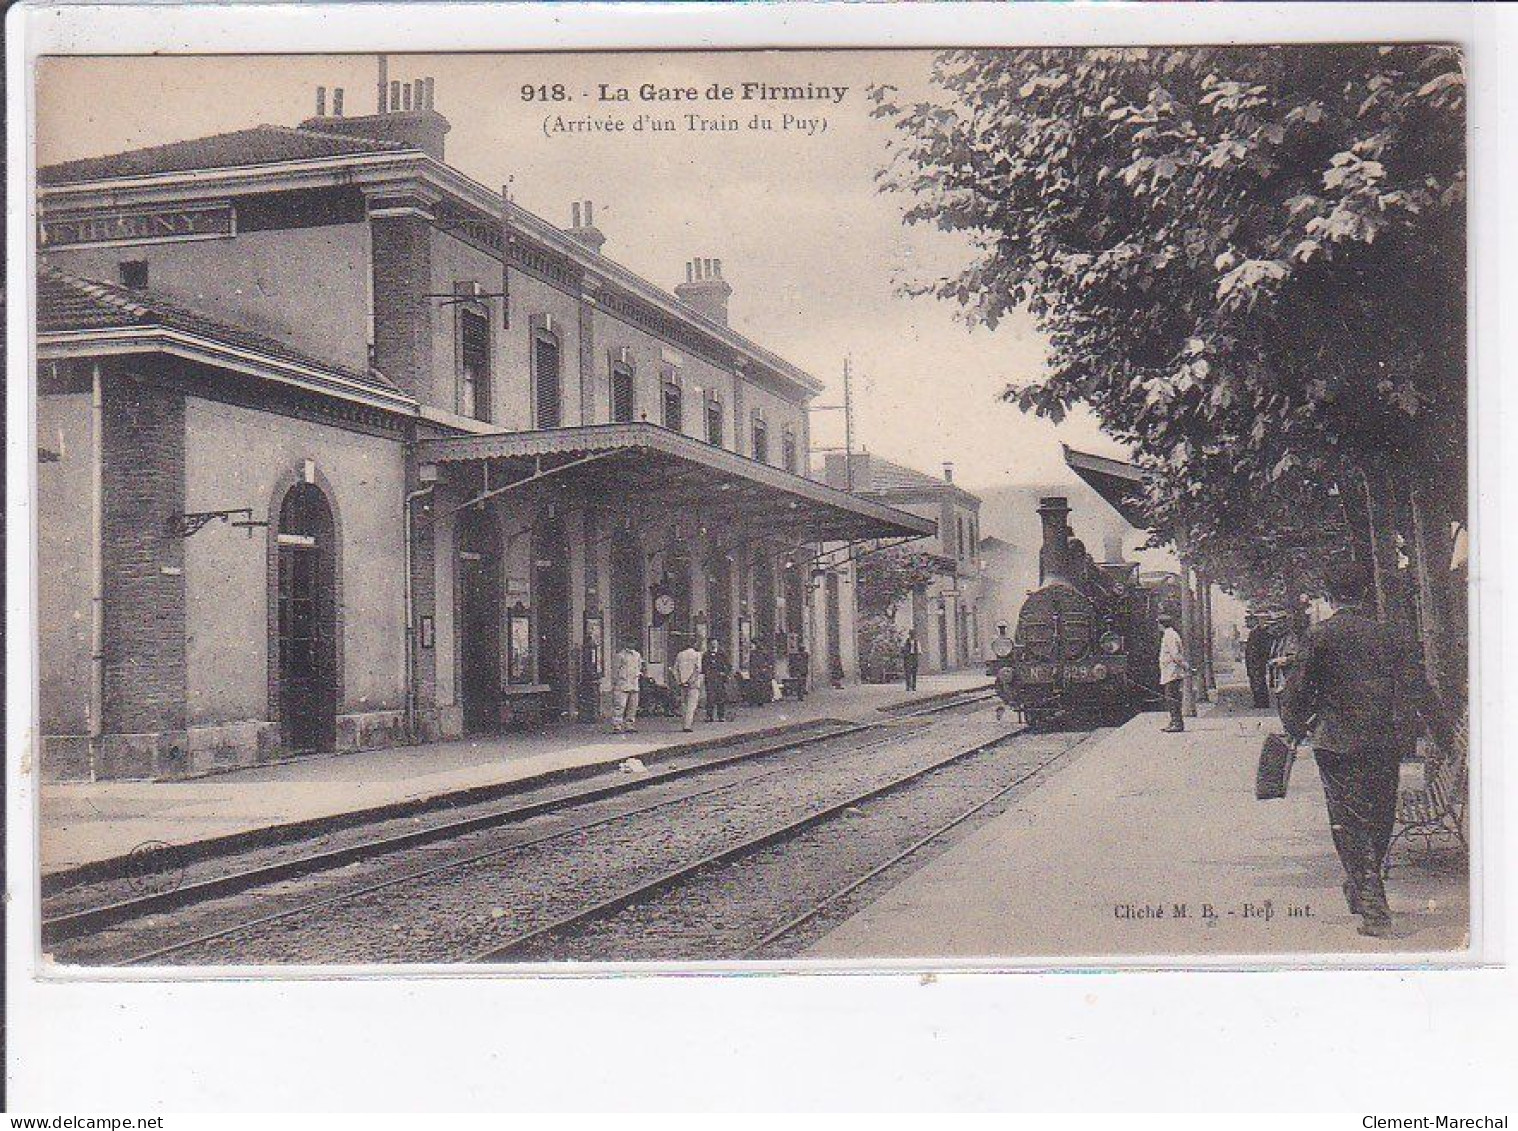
[1037,496,1074,585]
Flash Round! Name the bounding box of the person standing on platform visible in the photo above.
[901,631,921,692]
[1278,561,1448,939]
[610,642,643,733]
[1244,613,1274,708]
[791,644,811,701]
[1158,613,1188,733]
[673,639,704,733]
[703,640,731,723]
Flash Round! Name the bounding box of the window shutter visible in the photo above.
[706,395,724,446]
[535,333,562,429]
[612,364,635,423]
[459,307,491,422]
[663,379,683,432]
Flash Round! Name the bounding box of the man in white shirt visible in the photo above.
[673,640,704,733]
[1157,613,1188,732]
[610,643,643,733]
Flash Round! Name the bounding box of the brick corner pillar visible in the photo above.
[98,372,188,780]
[406,453,443,743]
[731,361,748,458]
[369,194,438,401]
[578,281,599,425]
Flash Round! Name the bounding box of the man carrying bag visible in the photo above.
[1274,562,1447,938]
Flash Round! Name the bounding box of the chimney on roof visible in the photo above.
[303,68,450,159]
[1102,530,1125,563]
[567,200,607,254]
[823,451,871,494]
[674,257,734,326]
[942,461,954,483]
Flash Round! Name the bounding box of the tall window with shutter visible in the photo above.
[458,306,491,422]
[611,361,635,423]
[706,393,724,446]
[782,426,798,473]
[751,412,769,464]
[533,328,562,429]
[662,374,683,432]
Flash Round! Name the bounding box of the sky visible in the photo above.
[36,50,1134,526]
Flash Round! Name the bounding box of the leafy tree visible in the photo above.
[873,46,1465,688]
[854,548,952,619]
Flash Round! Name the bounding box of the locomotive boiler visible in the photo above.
[990,497,1171,724]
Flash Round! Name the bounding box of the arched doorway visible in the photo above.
[533,516,574,721]
[457,508,504,734]
[276,482,337,754]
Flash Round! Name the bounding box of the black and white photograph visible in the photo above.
[22,40,1475,966]
[7,0,1516,1113]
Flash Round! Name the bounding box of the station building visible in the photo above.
[35,75,932,781]
[822,452,988,672]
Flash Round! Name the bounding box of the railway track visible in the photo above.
[45,684,1000,962]
[481,725,1091,963]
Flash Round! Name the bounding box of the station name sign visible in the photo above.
[40,202,236,249]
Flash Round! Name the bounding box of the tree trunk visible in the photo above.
[1192,569,1211,702]
[1410,483,1460,698]
[1179,560,1199,717]
[1200,571,1217,692]
[1362,466,1417,633]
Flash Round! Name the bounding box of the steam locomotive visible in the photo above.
[989,497,1175,724]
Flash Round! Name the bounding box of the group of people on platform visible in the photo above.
[608,637,814,734]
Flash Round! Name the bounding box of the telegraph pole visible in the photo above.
[807,356,859,488]
[842,355,856,491]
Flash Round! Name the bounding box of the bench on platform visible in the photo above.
[1389,715,1468,865]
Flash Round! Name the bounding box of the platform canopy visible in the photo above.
[417,422,937,544]
[1062,444,1149,530]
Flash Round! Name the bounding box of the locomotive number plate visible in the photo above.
[1020,663,1056,683]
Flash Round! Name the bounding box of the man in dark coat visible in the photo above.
[790,645,810,701]
[703,640,731,722]
[1278,562,1446,938]
[1244,613,1274,708]
[900,631,921,691]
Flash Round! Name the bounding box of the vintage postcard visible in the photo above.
[25,43,1473,972]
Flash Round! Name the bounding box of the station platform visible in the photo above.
[808,689,1471,960]
[38,670,989,880]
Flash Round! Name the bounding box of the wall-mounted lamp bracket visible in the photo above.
[169,508,269,539]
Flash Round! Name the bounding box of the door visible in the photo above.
[705,547,733,655]
[458,509,503,734]
[825,572,843,677]
[276,484,336,754]
[610,530,645,652]
[752,551,777,654]
[533,518,573,720]
[783,557,806,653]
